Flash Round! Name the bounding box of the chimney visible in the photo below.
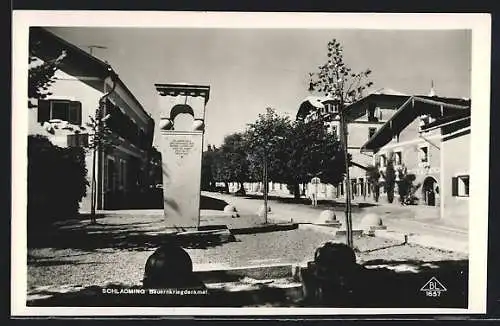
[428,80,436,97]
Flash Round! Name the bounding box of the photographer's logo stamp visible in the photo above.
[420,277,447,297]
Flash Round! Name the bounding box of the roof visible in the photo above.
[360,96,471,152]
[343,93,409,121]
[296,97,323,120]
[369,88,408,96]
[420,114,471,135]
[154,83,211,104]
[30,27,154,129]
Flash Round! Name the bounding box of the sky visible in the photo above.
[46,27,472,148]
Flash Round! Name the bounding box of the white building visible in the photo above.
[29,27,155,211]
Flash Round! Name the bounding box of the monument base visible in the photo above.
[164,226,236,247]
[159,131,204,229]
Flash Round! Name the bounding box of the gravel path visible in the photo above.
[28,229,466,290]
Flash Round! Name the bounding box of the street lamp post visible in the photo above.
[263,150,268,224]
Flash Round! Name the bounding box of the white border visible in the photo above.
[11,11,491,316]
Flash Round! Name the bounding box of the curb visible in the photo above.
[299,224,468,254]
[175,228,235,245]
[373,230,468,254]
[298,224,363,237]
[406,234,468,254]
[230,223,298,235]
[174,223,299,243]
[194,263,294,283]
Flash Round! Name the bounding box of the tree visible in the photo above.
[219,133,250,195]
[281,119,345,199]
[308,38,374,248]
[245,107,292,184]
[365,164,381,202]
[146,146,163,188]
[28,38,66,108]
[201,146,216,191]
[85,96,119,222]
[382,151,396,204]
[396,165,418,205]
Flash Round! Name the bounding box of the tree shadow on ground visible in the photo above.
[28,260,115,267]
[28,193,232,251]
[200,195,229,210]
[26,258,467,308]
[241,194,377,211]
[28,221,234,251]
[301,258,468,308]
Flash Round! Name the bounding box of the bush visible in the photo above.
[28,135,88,228]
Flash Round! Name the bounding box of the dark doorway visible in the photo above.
[422,177,438,206]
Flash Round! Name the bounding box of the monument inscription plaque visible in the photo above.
[169,139,195,158]
[155,83,210,230]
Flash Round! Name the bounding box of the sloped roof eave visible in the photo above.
[360,96,471,152]
[31,27,154,126]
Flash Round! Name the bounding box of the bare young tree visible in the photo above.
[308,38,374,248]
[85,94,119,223]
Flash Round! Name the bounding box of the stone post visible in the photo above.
[154,83,210,230]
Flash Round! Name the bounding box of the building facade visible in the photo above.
[294,89,408,201]
[360,94,470,209]
[28,27,155,211]
[421,115,470,224]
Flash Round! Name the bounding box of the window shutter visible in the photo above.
[451,177,458,196]
[67,134,76,147]
[37,100,50,123]
[69,101,82,125]
[80,133,89,147]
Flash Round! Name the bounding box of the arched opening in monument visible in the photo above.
[422,176,439,206]
[170,104,195,131]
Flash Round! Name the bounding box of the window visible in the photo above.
[67,133,89,147]
[419,115,430,129]
[120,160,127,189]
[394,151,402,165]
[419,146,429,163]
[379,154,387,168]
[368,127,377,139]
[105,157,115,192]
[367,103,379,122]
[452,175,469,197]
[326,103,338,114]
[37,99,82,125]
[52,101,69,120]
[331,125,338,138]
[351,179,357,196]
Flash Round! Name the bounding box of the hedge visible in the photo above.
[27,135,89,227]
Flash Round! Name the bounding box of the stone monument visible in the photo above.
[155,83,210,230]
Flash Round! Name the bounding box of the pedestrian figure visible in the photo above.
[310,177,321,207]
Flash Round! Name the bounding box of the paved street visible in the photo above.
[202,191,468,246]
